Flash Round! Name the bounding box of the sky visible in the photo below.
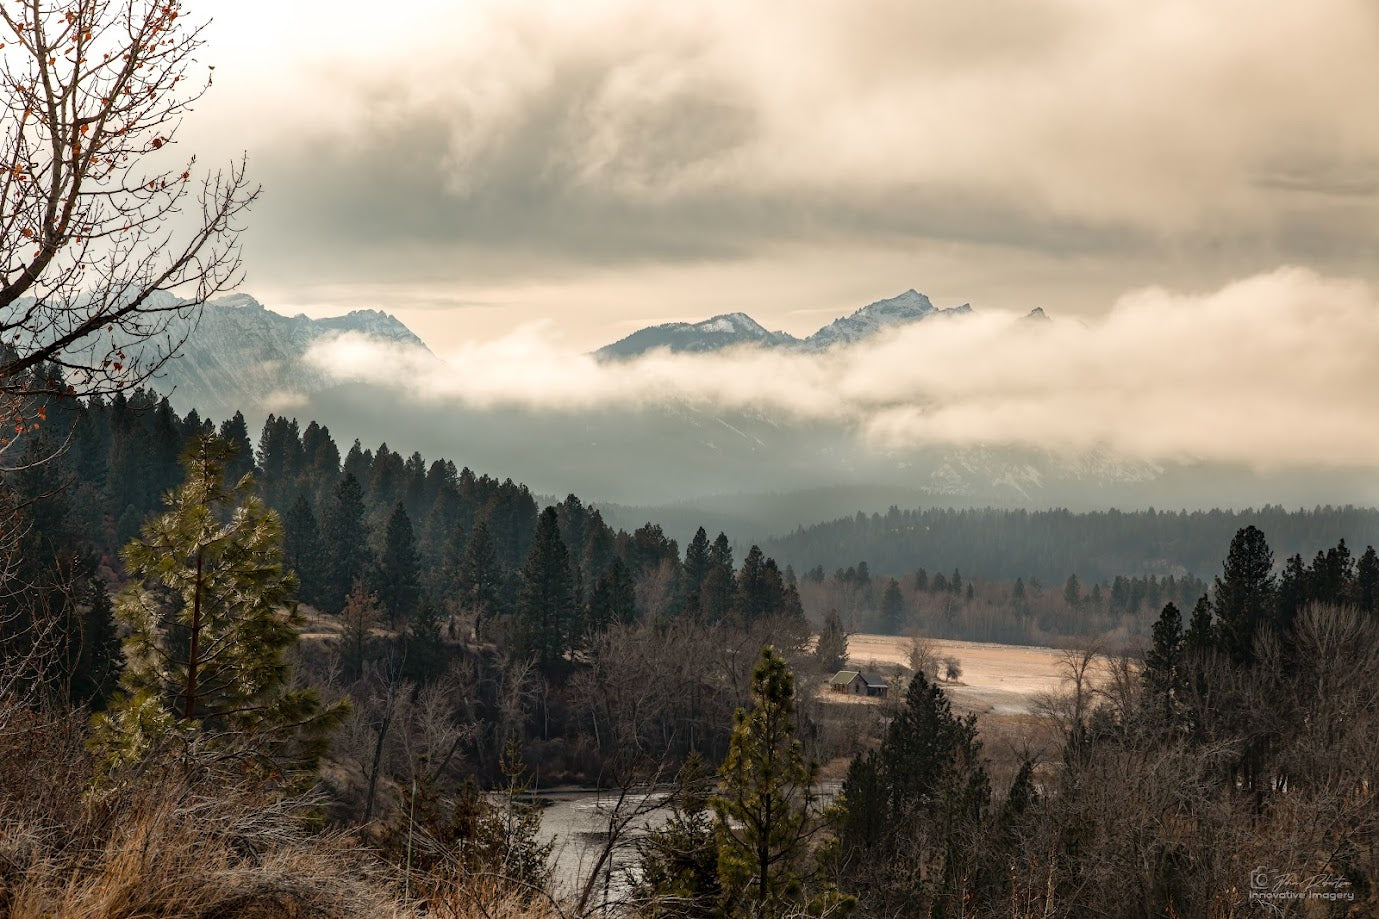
[188,0,1379,353]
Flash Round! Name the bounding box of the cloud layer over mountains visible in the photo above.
[305,268,1379,472]
[203,0,1379,341]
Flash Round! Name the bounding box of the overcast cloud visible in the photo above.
[189,0,1379,347]
[304,268,1379,472]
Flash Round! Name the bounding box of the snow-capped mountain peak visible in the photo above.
[314,308,424,346]
[595,311,797,360]
[804,289,942,349]
[595,289,985,359]
[215,292,265,310]
[145,294,434,420]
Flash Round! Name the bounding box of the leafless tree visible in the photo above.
[0,0,257,404]
[1033,641,1105,751]
[907,633,939,680]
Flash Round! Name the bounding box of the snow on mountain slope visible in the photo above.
[150,294,430,420]
[596,311,798,359]
[595,289,977,359]
[802,289,971,350]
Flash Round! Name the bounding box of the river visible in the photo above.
[532,787,676,907]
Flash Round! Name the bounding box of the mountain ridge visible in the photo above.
[151,293,429,420]
[594,288,979,360]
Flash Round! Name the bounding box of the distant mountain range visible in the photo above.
[149,293,428,421]
[154,288,991,420]
[124,288,1376,528]
[595,289,976,359]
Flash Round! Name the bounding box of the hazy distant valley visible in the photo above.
[148,290,1379,544]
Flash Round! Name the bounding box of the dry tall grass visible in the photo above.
[0,702,562,919]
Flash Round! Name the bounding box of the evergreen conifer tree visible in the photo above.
[282,495,324,608]
[218,410,255,485]
[637,752,722,917]
[587,557,637,633]
[836,670,990,916]
[94,435,345,777]
[1213,525,1275,664]
[700,533,737,623]
[66,576,123,710]
[375,501,421,625]
[1184,594,1215,654]
[514,507,576,673]
[338,581,380,680]
[1143,602,1185,725]
[459,520,503,637]
[403,600,447,683]
[683,526,712,617]
[880,578,905,634]
[1355,545,1379,614]
[713,646,819,917]
[735,545,774,623]
[322,473,370,613]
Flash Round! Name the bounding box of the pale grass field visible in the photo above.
[842,633,1073,715]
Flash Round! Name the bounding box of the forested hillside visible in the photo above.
[4,364,1379,916]
[766,504,1379,582]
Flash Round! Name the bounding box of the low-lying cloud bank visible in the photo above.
[305,268,1379,471]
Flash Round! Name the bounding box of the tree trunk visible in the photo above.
[184,546,204,721]
[364,700,394,824]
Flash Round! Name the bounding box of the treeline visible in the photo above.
[767,504,1379,582]
[796,561,1212,645]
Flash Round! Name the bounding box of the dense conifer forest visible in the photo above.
[2,362,1377,915]
[767,504,1379,582]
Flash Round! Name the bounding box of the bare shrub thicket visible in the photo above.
[1002,606,1379,917]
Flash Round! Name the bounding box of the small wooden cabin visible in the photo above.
[829,670,889,698]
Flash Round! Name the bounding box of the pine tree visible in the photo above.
[713,646,819,917]
[1275,552,1310,635]
[282,495,324,608]
[322,473,370,613]
[375,501,420,625]
[403,600,447,683]
[701,533,736,623]
[66,576,123,710]
[1214,525,1275,664]
[1184,594,1215,654]
[1143,602,1185,725]
[1355,546,1379,614]
[636,752,722,917]
[880,577,905,634]
[1063,573,1081,608]
[514,507,576,673]
[459,520,503,637]
[93,435,345,776]
[218,410,255,485]
[836,670,990,916]
[735,545,775,623]
[587,557,637,632]
[683,526,712,617]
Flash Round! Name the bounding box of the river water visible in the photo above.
[532,782,841,908]
[532,787,676,907]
